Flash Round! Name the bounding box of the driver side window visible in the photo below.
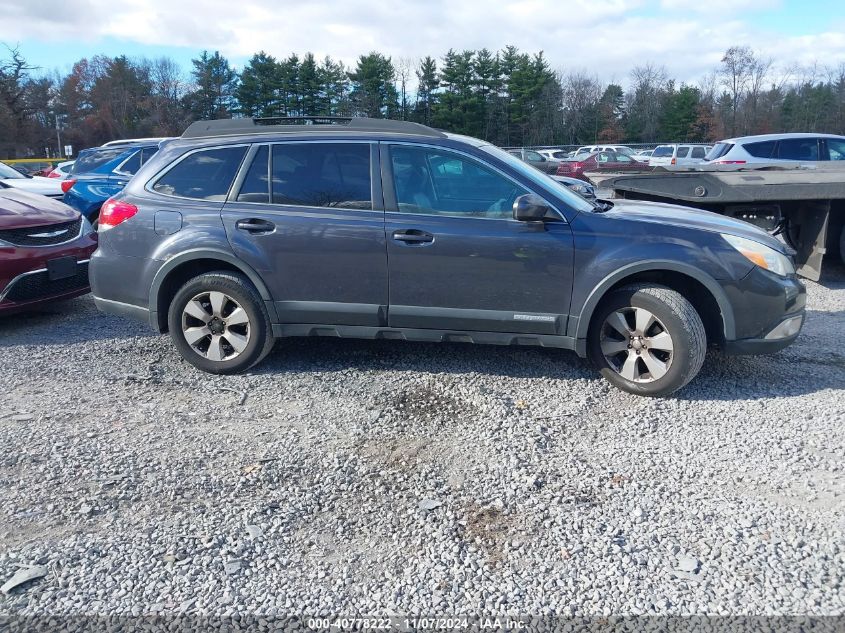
[390,145,529,219]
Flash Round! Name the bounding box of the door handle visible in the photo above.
[236,218,275,234]
[392,229,434,245]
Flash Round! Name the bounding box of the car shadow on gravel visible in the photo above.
[256,337,596,382]
[0,296,158,347]
[677,308,845,401]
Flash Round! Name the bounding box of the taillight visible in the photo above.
[47,170,59,178]
[99,198,138,231]
[671,158,676,165]
[61,179,77,193]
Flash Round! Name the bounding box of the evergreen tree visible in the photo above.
[348,52,398,118]
[185,50,238,120]
[237,52,280,117]
[413,56,438,125]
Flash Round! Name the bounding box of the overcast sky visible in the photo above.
[4,0,845,85]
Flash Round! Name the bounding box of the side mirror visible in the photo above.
[513,194,551,222]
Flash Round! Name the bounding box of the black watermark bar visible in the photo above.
[0,616,843,633]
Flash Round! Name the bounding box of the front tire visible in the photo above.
[588,284,706,397]
[167,271,274,374]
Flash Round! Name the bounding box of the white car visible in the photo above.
[632,149,654,161]
[0,161,63,198]
[704,133,845,165]
[648,144,711,167]
[536,149,568,162]
[576,145,638,158]
[47,160,75,179]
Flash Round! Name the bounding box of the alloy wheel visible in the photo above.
[181,291,252,361]
[599,307,674,383]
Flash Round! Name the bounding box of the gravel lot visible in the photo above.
[1,264,843,618]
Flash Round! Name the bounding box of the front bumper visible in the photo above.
[721,267,806,355]
[0,236,97,313]
[723,313,804,355]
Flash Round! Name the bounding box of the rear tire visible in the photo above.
[588,284,706,397]
[167,271,274,374]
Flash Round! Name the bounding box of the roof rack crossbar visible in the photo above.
[181,117,446,139]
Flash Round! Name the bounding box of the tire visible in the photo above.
[587,284,706,397]
[167,271,275,374]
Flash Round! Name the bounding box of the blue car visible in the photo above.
[63,140,164,225]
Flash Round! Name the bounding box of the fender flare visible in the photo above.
[573,260,736,353]
[148,248,276,330]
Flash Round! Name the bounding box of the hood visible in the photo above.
[0,188,80,230]
[602,199,789,253]
[0,175,63,197]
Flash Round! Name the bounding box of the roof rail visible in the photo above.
[102,137,171,147]
[181,117,447,139]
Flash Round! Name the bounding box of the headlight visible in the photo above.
[721,233,794,277]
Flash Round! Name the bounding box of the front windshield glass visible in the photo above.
[480,144,595,213]
[0,162,26,179]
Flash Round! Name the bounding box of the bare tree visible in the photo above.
[559,70,602,144]
[395,56,414,121]
[720,46,755,135]
[627,63,668,141]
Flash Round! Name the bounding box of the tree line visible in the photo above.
[2,43,845,158]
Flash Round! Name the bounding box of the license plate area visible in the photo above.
[47,256,77,281]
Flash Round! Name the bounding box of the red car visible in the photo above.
[556,150,649,182]
[0,189,97,314]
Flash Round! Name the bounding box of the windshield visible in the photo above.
[652,146,674,158]
[615,147,636,157]
[480,145,595,213]
[705,143,733,161]
[0,162,27,179]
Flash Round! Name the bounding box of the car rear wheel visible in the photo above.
[588,284,706,397]
[167,271,274,374]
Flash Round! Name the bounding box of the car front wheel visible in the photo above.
[588,284,706,397]
[167,271,275,374]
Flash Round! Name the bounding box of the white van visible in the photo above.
[649,144,711,167]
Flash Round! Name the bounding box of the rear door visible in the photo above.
[382,143,574,335]
[221,141,388,326]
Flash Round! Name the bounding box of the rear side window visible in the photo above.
[691,147,706,159]
[744,140,776,158]
[152,146,247,200]
[652,146,674,157]
[115,150,141,175]
[676,147,690,158]
[237,145,270,203]
[71,148,127,175]
[777,138,819,160]
[827,139,845,160]
[270,143,371,209]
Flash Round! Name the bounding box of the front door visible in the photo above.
[383,144,574,335]
[222,141,388,326]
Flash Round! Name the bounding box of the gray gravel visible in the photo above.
[1,264,843,617]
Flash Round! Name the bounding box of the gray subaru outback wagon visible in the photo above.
[90,117,805,396]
